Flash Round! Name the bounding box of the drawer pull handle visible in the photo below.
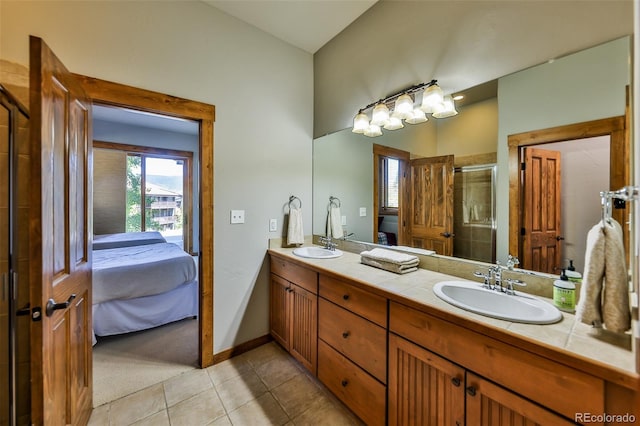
[342,294,350,300]
[341,379,348,387]
[466,386,477,397]
[342,331,350,339]
[451,377,461,387]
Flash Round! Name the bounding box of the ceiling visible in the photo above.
[94,0,631,134]
[202,0,379,54]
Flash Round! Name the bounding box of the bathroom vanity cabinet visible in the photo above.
[268,250,639,426]
[269,256,318,374]
[317,275,387,426]
[389,303,587,425]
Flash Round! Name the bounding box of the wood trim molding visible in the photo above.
[373,144,410,245]
[77,74,216,368]
[508,116,628,263]
[213,335,273,364]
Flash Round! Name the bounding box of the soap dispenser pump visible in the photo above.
[553,269,575,313]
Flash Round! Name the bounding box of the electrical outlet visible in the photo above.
[230,210,245,224]
[341,215,347,226]
[269,218,277,232]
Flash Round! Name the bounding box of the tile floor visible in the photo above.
[88,342,364,425]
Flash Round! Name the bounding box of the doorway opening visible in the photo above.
[77,75,215,405]
[508,116,627,274]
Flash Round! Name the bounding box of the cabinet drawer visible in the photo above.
[318,340,386,426]
[389,301,605,420]
[270,257,317,294]
[319,274,387,326]
[319,298,387,383]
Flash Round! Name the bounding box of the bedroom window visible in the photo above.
[126,155,186,245]
[94,140,194,254]
[379,156,399,214]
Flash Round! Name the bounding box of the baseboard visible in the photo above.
[212,334,273,364]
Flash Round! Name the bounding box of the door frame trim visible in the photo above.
[508,116,627,263]
[75,74,215,367]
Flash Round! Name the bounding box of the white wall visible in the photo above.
[497,37,630,262]
[0,1,314,353]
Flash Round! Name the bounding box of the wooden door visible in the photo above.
[29,36,93,425]
[409,155,454,255]
[388,333,465,426]
[269,274,290,351]
[465,372,574,426]
[289,283,317,375]
[522,148,562,273]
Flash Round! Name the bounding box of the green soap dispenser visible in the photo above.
[553,269,575,312]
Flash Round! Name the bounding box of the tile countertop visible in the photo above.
[268,244,639,385]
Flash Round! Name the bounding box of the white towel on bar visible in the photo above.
[327,205,344,239]
[575,222,605,327]
[287,207,304,245]
[602,219,630,333]
[576,219,630,333]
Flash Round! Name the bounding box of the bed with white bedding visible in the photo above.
[93,231,167,250]
[92,240,198,341]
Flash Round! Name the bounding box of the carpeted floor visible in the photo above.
[92,318,198,407]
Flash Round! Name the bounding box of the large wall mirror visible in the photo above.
[313,36,631,276]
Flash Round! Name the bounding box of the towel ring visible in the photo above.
[288,195,302,209]
[329,196,341,208]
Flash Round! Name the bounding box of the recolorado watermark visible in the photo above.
[575,412,636,423]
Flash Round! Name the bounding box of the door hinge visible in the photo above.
[521,227,526,236]
[521,162,526,171]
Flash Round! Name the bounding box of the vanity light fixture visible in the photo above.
[352,79,459,137]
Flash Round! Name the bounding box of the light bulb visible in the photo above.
[405,108,428,124]
[432,95,458,118]
[364,124,383,137]
[394,94,413,119]
[352,112,369,134]
[371,103,390,126]
[420,84,444,113]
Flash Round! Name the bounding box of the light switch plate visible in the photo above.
[359,207,367,217]
[231,210,245,224]
[269,218,277,232]
[341,215,347,226]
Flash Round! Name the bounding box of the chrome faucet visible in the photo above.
[474,255,526,294]
[319,235,337,251]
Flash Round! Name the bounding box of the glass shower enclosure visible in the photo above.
[453,164,497,263]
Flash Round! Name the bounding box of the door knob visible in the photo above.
[45,294,76,317]
[440,232,455,238]
[556,236,565,241]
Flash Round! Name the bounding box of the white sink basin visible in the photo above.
[433,281,562,324]
[293,246,343,259]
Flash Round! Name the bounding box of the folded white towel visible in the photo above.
[602,219,630,333]
[327,206,344,239]
[361,256,418,274]
[360,248,419,266]
[287,207,304,246]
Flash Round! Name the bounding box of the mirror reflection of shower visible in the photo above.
[453,164,497,263]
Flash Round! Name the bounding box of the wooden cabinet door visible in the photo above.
[388,333,465,426]
[289,283,317,375]
[269,274,290,351]
[465,372,575,426]
[409,155,454,255]
[29,36,93,425]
